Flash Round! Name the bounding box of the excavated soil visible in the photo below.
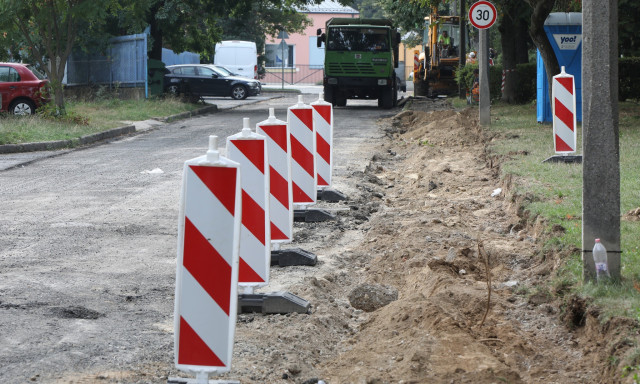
[223,100,636,383]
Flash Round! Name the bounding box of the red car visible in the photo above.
[0,62,50,115]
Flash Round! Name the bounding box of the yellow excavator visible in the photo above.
[414,11,463,97]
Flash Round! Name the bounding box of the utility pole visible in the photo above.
[581,0,620,282]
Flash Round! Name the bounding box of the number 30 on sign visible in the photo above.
[469,1,497,29]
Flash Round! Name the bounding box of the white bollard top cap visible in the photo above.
[318,92,324,101]
[242,117,251,137]
[206,135,220,163]
[268,107,276,122]
[297,95,304,106]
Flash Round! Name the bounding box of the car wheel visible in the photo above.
[231,85,248,100]
[167,84,179,96]
[10,99,36,116]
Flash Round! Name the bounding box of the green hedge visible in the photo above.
[619,57,640,101]
[456,63,537,103]
[455,57,640,103]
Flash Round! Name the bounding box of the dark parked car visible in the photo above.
[164,64,261,100]
[0,63,50,115]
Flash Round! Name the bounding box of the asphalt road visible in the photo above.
[0,92,397,383]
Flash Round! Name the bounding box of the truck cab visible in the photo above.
[317,18,400,108]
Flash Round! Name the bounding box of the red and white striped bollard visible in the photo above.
[311,93,334,189]
[288,95,316,206]
[227,118,271,292]
[552,66,577,154]
[257,108,293,244]
[174,135,241,381]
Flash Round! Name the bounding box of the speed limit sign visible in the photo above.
[469,1,497,29]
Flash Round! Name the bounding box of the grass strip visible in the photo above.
[0,98,199,145]
[476,99,640,322]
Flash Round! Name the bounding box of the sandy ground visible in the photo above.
[217,100,636,383]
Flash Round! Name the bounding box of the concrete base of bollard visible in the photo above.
[317,188,347,202]
[294,208,336,222]
[271,248,318,267]
[238,291,311,314]
[543,155,582,164]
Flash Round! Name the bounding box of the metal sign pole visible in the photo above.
[277,30,288,90]
[468,1,497,126]
[479,28,490,126]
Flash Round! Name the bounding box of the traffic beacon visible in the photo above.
[544,66,582,164]
[257,108,318,267]
[228,118,310,314]
[311,92,347,202]
[288,95,336,222]
[171,135,241,384]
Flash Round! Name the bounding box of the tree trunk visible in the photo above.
[499,3,518,103]
[52,82,66,114]
[499,1,533,103]
[148,3,163,61]
[527,0,558,99]
[458,0,466,99]
[515,15,530,64]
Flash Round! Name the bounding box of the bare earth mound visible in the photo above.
[217,100,637,383]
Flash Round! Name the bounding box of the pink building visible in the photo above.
[263,0,359,85]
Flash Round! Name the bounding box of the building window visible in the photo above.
[309,37,324,69]
[265,43,294,68]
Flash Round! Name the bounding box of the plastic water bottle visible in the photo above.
[593,239,610,282]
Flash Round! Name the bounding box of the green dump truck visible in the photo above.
[316,18,400,108]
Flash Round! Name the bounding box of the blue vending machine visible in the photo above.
[537,12,582,123]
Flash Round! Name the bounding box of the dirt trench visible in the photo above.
[239,99,637,384]
[308,101,640,384]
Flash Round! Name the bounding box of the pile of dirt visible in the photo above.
[311,102,634,383]
[212,99,637,383]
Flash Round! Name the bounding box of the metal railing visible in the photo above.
[261,65,324,86]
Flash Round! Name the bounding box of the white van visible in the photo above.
[214,41,258,79]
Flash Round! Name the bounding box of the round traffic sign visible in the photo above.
[468,1,497,29]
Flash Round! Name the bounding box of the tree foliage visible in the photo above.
[0,0,116,113]
[619,0,640,57]
[127,0,329,61]
[214,0,313,64]
[351,0,385,19]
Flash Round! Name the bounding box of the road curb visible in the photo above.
[163,104,218,123]
[0,104,220,155]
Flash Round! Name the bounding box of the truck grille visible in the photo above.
[328,62,376,75]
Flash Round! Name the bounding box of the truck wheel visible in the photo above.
[381,86,393,109]
[393,83,398,107]
[324,86,335,106]
[336,94,346,107]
